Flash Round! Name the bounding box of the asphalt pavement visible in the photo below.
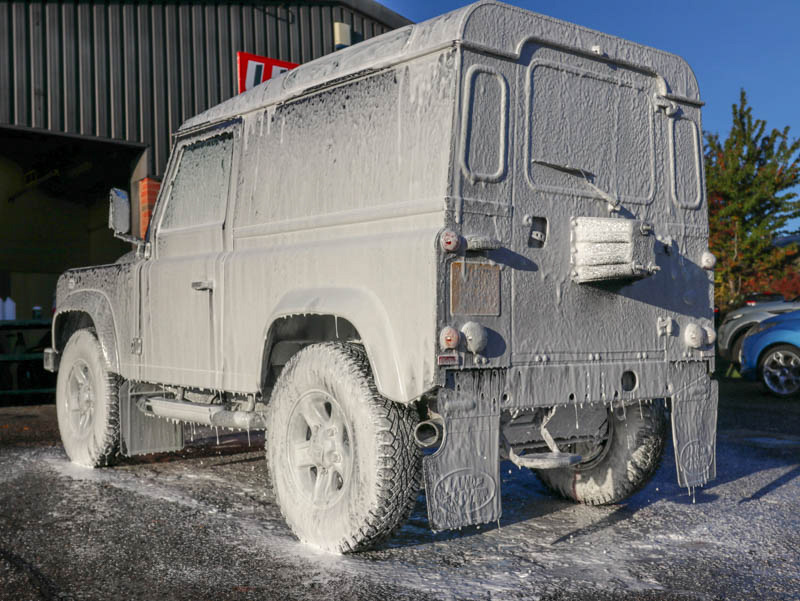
[0,379,798,601]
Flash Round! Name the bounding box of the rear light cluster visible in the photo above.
[439,322,488,354]
[439,229,493,365]
[684,322,716,348]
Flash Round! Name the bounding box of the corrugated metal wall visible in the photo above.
[0,1,399,176]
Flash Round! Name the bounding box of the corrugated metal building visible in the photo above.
[1,0,410,177]
[0,0,410,398]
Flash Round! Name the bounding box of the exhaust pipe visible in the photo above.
[139,397,266,430]
[414,418,444,448]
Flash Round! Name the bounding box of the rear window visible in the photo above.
[527,60,655,204]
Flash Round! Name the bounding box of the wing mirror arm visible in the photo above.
[108,188,149,256]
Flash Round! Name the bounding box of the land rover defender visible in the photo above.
[46,1,717,552]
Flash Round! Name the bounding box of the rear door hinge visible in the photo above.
[131,337,142,355]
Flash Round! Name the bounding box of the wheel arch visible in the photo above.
[726,321,758,357]
[259,287,408,403]
[53,290,120,373]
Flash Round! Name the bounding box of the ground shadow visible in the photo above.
[738,463,800,504]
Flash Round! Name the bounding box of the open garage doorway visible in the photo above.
[0,126,146,402]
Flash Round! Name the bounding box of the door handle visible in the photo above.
[191,280,214,291]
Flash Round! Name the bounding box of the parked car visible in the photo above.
[741,292,785,308]
[717,297,800,365]
[740,310,800,397]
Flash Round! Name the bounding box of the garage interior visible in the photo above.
[0,127,144,398]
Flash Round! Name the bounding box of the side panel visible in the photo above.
[439,49,515,372]
[221,52,457,402]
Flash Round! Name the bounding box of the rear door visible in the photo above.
[511,44,667,362]
[140,123,239,389]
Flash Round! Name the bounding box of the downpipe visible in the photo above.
[138,397,266,430]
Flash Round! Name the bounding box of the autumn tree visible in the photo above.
[705,90,800,308]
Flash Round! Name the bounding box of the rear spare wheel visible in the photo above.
[536,400,667,505]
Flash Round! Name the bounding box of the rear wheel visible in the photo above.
[266,342,421,553]
[55,328,120,467]
[536,401,667,505]
[759,344,800,398]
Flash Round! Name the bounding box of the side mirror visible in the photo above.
[108,188,146,252]
[108,188,131,236]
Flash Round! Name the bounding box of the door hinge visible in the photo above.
[131,337,142,355]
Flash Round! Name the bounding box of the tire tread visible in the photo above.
[537,401,667,506]
[267,342,421,553]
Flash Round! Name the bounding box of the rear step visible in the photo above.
[507,446,582,470]
[138,397,266,430]
[504,405,583,469]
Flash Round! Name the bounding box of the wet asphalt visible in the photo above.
[0,379,798,601]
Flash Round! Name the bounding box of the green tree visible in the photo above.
[705,90,800,308]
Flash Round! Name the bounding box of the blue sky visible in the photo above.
[384,0,800,143]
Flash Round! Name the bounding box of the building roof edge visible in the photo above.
[339,0,413,28]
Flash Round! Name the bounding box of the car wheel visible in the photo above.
[266,342,421,553]
[55,328,120,467]
[536,400,668,505]
[759,344,800,398]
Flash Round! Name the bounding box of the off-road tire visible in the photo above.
[266,342,421,553]
[55,328,120,467]
[536,400,668,505]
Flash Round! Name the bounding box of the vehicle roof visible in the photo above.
[179,0,701,134]
[732,299,800,316]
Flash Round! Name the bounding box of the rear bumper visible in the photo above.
[499,358,711,408]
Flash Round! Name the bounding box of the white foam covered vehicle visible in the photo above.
[46,1,717,552]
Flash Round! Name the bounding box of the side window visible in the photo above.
[460,64,509,183]
[160,133,233,231]
[527,60,655,204]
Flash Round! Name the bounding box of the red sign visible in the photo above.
[236,52,298,93]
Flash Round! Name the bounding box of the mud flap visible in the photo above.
[423,371,502,531]
[119,381,184,456]
[670,366,718,488]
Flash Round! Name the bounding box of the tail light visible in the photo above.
[439,326,460,350]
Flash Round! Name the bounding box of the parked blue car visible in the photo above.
[740,310,800,397]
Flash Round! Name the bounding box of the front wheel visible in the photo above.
[536,400,668,505]
[266,342,421,553]
[759,344,800,398]
[55,328,120,467]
